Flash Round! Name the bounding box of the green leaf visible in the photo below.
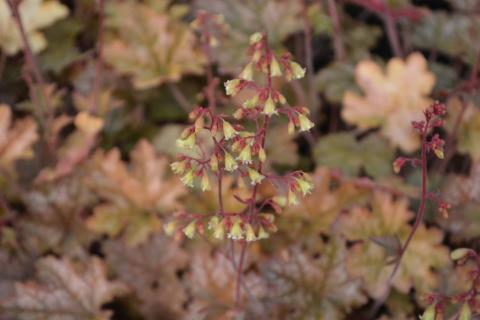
[314,133,394,178]
[430,62,458,92]
[196,0,303,73]
[316,62,356,104]
[39,19,84,73]
[411,12,480,66]
[308,3,333,34]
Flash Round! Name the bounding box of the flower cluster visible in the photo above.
[421,248,479,320]
[168,32,315,242]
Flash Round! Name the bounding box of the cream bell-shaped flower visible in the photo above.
[247,167,264,185]
[228,217,244,240]
[182,221,196,239]
[298,114,314,132]
[181,169,195,187]
[222,120,237,140]
[224,152,238,171]
[237,144,252,164]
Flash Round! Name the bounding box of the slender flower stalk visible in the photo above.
[370,102,449,317]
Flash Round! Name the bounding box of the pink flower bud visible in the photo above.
[393,157,407,174]
[438,201,451,218]
[411,120,425,131]
[431,101,446,116]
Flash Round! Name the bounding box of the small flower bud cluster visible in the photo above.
[169,31,314,242]
[393,102,448,174]
[393,102,451,220]
[428,134,445,159]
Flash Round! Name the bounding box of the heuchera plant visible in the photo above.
[166,29,314,301]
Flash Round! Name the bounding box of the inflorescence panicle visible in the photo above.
[167,31,315,242]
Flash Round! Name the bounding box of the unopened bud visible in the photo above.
[450,248,471,261]
[393,157,407,174]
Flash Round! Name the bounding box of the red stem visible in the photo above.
[397,122,429,263]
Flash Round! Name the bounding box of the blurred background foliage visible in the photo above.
[0,0,480,319]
